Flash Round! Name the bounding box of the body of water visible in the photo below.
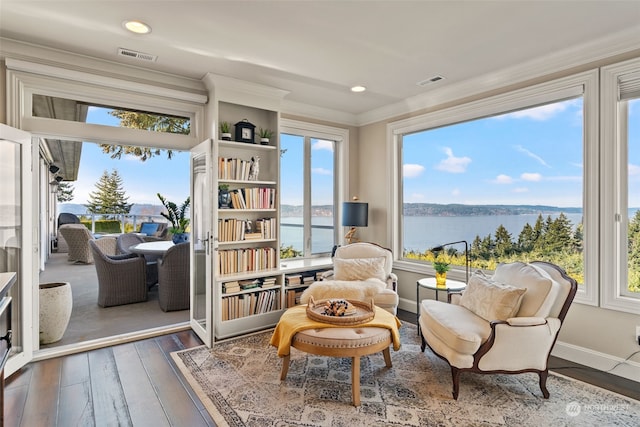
[281,213,584,254]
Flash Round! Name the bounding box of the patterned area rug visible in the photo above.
[171,323,640,426]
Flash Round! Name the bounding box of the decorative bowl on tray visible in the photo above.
[306,296,375,325]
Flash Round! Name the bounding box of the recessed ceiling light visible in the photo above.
[123,20,152,35]
[351,85,366,93]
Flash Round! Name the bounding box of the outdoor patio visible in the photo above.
[38,251,189,349]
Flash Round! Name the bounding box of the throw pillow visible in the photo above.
[492,262,553,317]
[460,273,527,321]
[140,223,160,236]
[333,257,387,282]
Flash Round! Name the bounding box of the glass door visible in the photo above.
[0,124,35,375]
[190,139,213,346]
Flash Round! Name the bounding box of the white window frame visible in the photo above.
[601,57,640,314]
[280,118,349,257]
[388,70,599,306]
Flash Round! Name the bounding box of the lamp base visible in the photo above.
[345,227,359,244]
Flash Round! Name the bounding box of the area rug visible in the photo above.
[171,323,640,426]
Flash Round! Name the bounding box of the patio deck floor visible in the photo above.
[38,252,189,349]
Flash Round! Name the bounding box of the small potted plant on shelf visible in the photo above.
[433,261,450,287]
[258,128,274,145]
[220,122,232,140]
[157,193,191,243]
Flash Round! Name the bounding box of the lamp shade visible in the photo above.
[342,201,368,227]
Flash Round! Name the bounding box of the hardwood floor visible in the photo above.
[4,310,638,426]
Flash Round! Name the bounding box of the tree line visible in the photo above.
[406,212,640,293]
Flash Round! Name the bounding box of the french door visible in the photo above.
[190,139,214,346]
[0,124,36,376]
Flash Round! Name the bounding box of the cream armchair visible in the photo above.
[300,242,399,314]
[419,261,577,400]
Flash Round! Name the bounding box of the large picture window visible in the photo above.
[390,71,599,305]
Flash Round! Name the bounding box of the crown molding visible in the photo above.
[281,100,358,126]
[357,26,640,126]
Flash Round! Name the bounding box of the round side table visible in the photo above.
[416,277,466,334]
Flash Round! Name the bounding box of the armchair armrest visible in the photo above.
[506,317,547,327]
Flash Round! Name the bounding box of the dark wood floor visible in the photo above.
[4,310,639,426]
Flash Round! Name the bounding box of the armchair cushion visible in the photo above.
[333,256,386,282]
[459,273,526,321]
[139,222,160,236]
[492,262,553,317]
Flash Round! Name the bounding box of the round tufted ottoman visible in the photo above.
[280,326,392,406]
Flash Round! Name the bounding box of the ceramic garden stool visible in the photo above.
[39,282,73,344]
[280,326,392,406]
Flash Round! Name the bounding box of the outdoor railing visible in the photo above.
[70,213,169,235]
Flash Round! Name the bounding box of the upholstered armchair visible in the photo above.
[300,242,399,314]
[157,242,190,312]
[419,261,577,400]
[89,240,148,307]
[56,213,81,253]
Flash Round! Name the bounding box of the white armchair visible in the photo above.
[419,261,577,399]
[301,242,399,314]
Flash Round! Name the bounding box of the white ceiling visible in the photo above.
[1,1,639,122]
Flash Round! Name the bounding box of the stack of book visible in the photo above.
[217,246,277,275]
[261,276,278,288]
[222,281,240,294]
[218,157,251,181]
[285,274,302,286]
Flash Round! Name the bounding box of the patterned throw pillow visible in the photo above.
[333,257,387,282]
[460,273,527,321]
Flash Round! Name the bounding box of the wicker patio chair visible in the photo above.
[157,242,190,312]
[58,224,96,263]
[89,240,148,307]
[56,213,81,253]
[117,233,159,288]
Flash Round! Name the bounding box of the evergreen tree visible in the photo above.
[572,222,584,252]
[545,213,574,253]
[532,214,546,252]
[85,169,132,218]
[494,224,513,257]
[517,223,535,253]
[470,235,483,260]
[98,110,189,161]
[478,234,494,260]
[56,182,75,203]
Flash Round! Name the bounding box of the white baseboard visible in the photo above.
[552,341,640,383]
[402,297,640,384]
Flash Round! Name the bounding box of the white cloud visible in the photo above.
[546,175,582,182]
[521,172,542,182]
[497,99,577,121]
[514,145,550,167]
[435,147,471,173]
[629,164,640,176]
[312,139,334,151]
[312,167,332,175]
[406,192,426,202]
[451,188,460,196]
[403,163,425,178]
[513,187,529,193]
[492,174,513,184]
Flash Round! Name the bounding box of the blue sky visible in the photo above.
[71,107,190,205]
[403,98,586,207]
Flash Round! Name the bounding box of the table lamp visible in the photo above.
[430,240,470,284]
[342,197,368,244]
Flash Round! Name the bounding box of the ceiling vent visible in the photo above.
[417,75,445,87]
[118,47,157,62]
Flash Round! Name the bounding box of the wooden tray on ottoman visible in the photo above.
[306,296,375,325]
